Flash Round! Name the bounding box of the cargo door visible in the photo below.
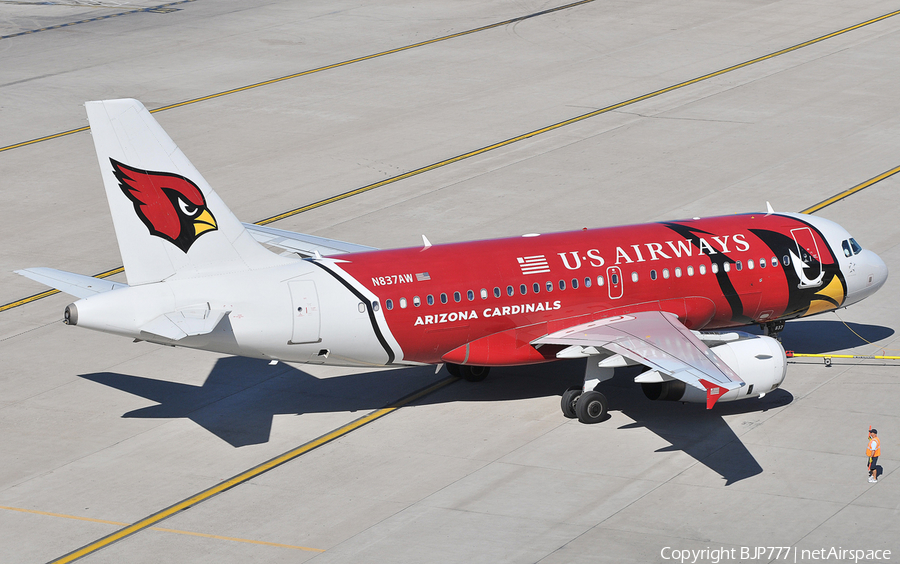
[288,280,320,344]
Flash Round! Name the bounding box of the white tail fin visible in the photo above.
[86,99,287,286]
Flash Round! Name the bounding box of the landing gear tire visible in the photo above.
[461,365,490,382]
[576,390,608,424]
[561,387,582,419]
[445,363,461,377]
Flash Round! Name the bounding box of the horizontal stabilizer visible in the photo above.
[140,307,229,341]
[15,268,126,299]
[243,223,377,257]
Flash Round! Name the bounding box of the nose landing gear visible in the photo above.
[761,320,785,340]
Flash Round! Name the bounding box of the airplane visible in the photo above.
[17,99,888,425]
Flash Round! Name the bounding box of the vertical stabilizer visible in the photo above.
[85,99,287,285]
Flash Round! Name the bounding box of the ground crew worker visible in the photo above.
[867,429,880,483]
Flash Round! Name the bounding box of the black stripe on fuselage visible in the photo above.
[310,260,396,364]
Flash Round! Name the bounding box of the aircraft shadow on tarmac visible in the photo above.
[79,319,886,483]
[753,319,894,354]
[79,356,789,485]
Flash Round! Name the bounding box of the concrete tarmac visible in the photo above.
[1,1,898,562]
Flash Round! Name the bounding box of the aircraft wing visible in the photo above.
[243,223,376,257]
[533,311,744,408]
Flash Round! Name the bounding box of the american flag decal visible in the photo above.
[415,272,431,281]
[517,255,551,275]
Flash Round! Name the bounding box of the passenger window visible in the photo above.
[662,268,670,279]
[400,297,407,309]
[650,270,657,280]
[427,294,434,306]
[597,275,605,287]
[631,272,638,282]
[675,267,683,278]
[546,281,553,292]
[533,282,540,294]
[453,291,461,303]
[783,255,790,266]
[736,261,742,271]
[747,259,753,270]
[724,262,731,272]
[687,266,694,276]
[584,277,591,288]
[771,257,778,267]
[372,301,380,312]
[467,290,475,301]
[559,280,566,290]
[610,273,619,285]
[571,278,579,289]
[481,288,488,300]
[386,299,393,310]
[494,287,501,298]
[712,263,719,274]
[759,258,766,269]
[699,264,706,275]
[413,296,421,307]
[440,293,448,304]
[506,285,514,297]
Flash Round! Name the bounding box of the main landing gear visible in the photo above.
[445,363,491,382]
[561,387,609,424]
[560,361,615,424]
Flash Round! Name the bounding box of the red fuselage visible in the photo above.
[336,213,846,366]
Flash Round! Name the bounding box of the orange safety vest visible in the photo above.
[867,436,881,457]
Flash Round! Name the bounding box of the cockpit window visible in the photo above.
[850,238,862,255]
[842,240,852,257]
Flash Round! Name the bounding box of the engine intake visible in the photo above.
[640,333,786,404]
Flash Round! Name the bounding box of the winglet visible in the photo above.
[765,201,774,216]
[422,235,432,249]
[699,379,729,409]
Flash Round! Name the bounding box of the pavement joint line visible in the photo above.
[46,375,459,564]
[0,0,196,40]
[0,0,595,154]
[0,505,322,552]
[4,9,899,314]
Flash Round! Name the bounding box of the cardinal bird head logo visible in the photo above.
[111,158,218,253]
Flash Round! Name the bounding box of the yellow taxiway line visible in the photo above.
[3,8,899,314]
[0,0,594,154]
[47,376,457,563]
[0,506,322,552]
[800,164,900,214]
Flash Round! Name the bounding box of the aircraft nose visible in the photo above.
[871,251,889,290]
[846,249,888,304]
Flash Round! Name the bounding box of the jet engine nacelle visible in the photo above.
[641,334,786,404]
